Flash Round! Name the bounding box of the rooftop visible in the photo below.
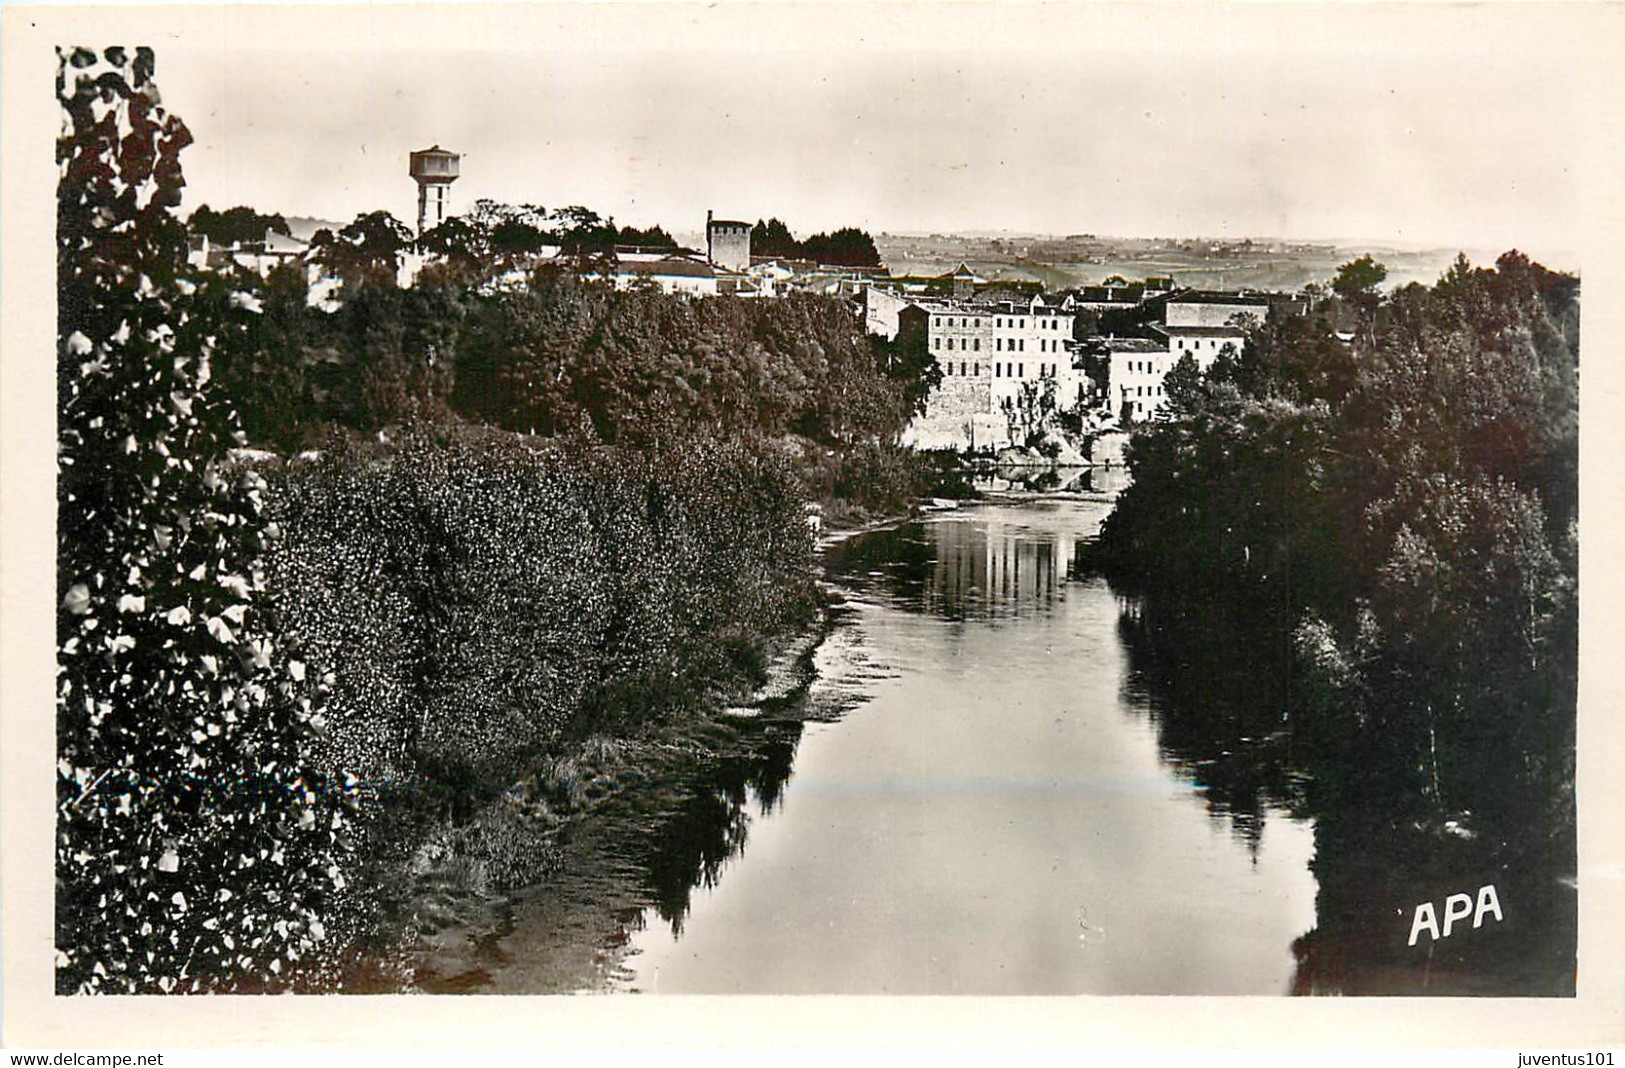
[263,230,307,255]
[1093,337,1166,354]
[1075,286,1143,304]
[1167,290,1270,306]
[619,257,715,278]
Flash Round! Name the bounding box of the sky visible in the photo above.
[141,2,1603,261]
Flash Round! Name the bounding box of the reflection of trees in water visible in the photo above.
[681,513,1573,993]
[824,526,937,610]
[1110,584,1576,995]
[1112,592,1308,851]
[638,721,804,936]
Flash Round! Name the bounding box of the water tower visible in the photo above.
[409,145,461,236]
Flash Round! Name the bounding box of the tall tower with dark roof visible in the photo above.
[409,145,461,236]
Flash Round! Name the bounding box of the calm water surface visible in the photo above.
[616,500,1318,994]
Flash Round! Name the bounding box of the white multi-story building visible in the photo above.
[905,300,1085,449]
[1162,324,1246,367]
[1102,291,1267,421]
[1103,337,1175,422]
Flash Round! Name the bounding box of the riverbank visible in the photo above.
[331,579,854,993]
[283,447,916,992]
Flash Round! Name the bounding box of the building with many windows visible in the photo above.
[1102,337,1178,421]
[894,284,1307,444]
[1095,290,1269,420]
[1160,323,1247,367]
[904,299,1085,449]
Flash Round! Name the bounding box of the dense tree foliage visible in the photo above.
[187,204,291,246]
[869,320,941,420]
[269,428,818,792]
[310,211,413,289]
[800,227,882,269]
[450,276,908,445]
[1091,252,1578,992]
[617,223,679,249]
[1331,253,1388,297]
[204,261,922,455]
[1095,253,1578,834]
[751,217,799,258]
[749,217,881,267]
[56,46,349,993]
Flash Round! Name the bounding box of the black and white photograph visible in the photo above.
[4,0,1625,1051]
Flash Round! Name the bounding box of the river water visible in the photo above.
[615,499,1319,995]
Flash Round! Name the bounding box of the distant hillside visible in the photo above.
[875,233,1577,292]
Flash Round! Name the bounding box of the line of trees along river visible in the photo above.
[1089,253,1579,993]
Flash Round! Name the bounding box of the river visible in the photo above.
[401,496,1573,996]
[614,498,1319,994]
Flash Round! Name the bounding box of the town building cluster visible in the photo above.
[875,271,1305,451]
[186,145,885,304]
[182,143,1310,454]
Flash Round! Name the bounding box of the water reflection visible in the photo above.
[640,721,803,935]
[1113,595,1309,850]
[1092,552,1577,996]
[458,500,1574,996]
[616,502,1318,994]
[826,508,1079,621]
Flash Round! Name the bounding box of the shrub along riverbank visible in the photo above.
[248,423,828,986]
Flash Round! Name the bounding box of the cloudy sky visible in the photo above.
[142,3,1601,259]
